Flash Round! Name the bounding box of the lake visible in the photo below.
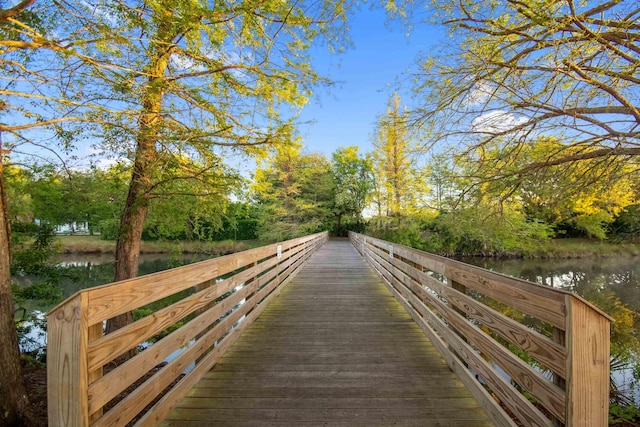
[460,256,640,312]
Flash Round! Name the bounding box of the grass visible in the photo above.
[54,235,253,256]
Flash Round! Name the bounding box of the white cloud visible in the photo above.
[471,110,528,134]
[170,54,197,71]
[82,1,120,27]
[465,82,494,106]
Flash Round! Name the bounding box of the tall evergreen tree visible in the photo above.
[372,93,424,220]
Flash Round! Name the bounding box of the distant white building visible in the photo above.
[33,219,91,235]
[55,222,90,234]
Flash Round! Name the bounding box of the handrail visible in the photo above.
[47,231,328,426]
[349,232,611,427]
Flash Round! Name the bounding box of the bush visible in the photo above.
[609,403,640,425]
[13,281,63,303]
[11,221,40,234]
[610,205,640,242]
[366,210,552,257]
[98,219,119,240]
[213,219,258,241]
[11,224,58,275]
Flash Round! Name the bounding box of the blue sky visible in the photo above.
[297,7,443,158]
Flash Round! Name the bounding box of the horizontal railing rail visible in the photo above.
[48,231,328,426]
[349,232,611,427]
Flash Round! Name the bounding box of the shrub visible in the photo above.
[98,219,119,240]
[11,221,39,234]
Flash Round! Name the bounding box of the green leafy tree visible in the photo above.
[26,165,70,226]
[254,144,335,241]
[462,136,639,239]
[331,146,374,234]
[142,156,239,241]
[0,154,32,425]
[423,152,466,212]
[57,167,129,235]
[213,202,259,241]
[8,163,129,233]
[46,0,353,337]
[5,164,34,223]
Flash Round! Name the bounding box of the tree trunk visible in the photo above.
[0,140,35,425]
[104,29,169,361]
[104,124,157,347]
[105,157,152,330]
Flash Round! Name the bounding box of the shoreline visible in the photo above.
[53,235,640,259]
[53,235,254,256]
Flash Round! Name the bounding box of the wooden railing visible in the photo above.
[350,232,611,427]
[47,231,328,426]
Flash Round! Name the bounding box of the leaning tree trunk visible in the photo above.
[105,118,158,339]
[104,33,169,362]
[105,146,154,333]
[0,142,34,426]
[104,131,157,363]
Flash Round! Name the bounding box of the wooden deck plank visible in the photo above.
[164,239,493,426]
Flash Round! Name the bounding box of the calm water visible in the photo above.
[15,253,210,305]
[459,256,640,312]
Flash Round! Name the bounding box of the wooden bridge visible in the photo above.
[48,232,612,426]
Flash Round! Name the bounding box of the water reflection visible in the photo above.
[16,253,210,304]
[461,257,640,312]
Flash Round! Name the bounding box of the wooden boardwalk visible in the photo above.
[163,239,493,426]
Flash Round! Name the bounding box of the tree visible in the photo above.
[411,0,640,182]
[48,0,353,337]
[141,156,239,241]
[0,0,81,422]
[70,166,129,235]
[254,144,335,241]
[423,152,466,212]
[6,163,129,233]
[494,137,639,238]
[331,145,374,234]
[5,164,34,223]
[212,201,259,241]
[372,92,425,221]
[25,165,70,226]
[0,154,33,427]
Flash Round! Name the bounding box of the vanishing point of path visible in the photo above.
[164,239,493,426]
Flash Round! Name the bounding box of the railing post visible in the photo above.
[551,326,565,427]
[48,293,90,427]
[565,295,610,426]
[88,323,104,422]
